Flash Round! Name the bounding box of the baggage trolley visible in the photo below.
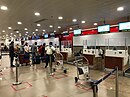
[74,56,90,83]
[53,52,68,73]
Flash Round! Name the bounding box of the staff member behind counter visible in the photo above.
[45,42,55,68]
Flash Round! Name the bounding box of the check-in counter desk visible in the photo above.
[61,48,72,61]
[105,50,129,71]
[83,49,103,69]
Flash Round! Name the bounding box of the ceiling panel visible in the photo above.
[0,0,130,38]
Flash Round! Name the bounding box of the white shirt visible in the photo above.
[24,46,29,53]
[45,45,55,55]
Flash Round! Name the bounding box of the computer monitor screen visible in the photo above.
[119,22,130,30]
[98,25,110,32]
[63,31,69,36]
[44,34,48,38]
[74,29,81,35]
[50,33,55,37]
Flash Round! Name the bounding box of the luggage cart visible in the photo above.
[53,52,68,73]
[74,56,90,83]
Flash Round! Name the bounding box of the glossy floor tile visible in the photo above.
[0,55,130,97]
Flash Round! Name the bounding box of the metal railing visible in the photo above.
[92,67,119,97]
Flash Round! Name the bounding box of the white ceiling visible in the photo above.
[0,0,130,37]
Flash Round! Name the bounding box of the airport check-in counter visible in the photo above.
[105,50,129,71]
[83,48,103,69]
[61,48,72,61]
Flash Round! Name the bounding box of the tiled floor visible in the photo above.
[0,55,130,97]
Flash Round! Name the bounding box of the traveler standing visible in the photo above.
[45,42,55,68]
[31,42,38,64]
[9,41,15,67]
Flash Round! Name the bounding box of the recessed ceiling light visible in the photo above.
[24,28,28,30]
[49,25,53,28]
[17,22,22,25]
[34,12,40,16]
[94,23,98,26]
[0,6,8,10]
[14,35,16,37]
[6,34,8,36]
[37,24,41,26]
[69,27,72,30]
[72,19,77,22]
[117,7,124,11]
[54,30,56,32]
[58,16,63,20]
[33,32,35,34]
[58,26,61,29]
[26,32,29,34]
[43,29,46,32]
[11,33,13,35]
[81,21,86,23]
[16,31,19,33]
[2,30,5,32]
[8,27,12,29]
[35,29,38,31]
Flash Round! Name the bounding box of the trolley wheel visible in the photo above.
[53,68,56,72]
[75,77,78,83]
[64,69,67,73]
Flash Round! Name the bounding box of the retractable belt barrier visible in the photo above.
[92,67,119,97]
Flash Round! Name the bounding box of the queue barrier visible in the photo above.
[91,67,119,97]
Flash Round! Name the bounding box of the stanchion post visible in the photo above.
[49,55,52,74]
[13,57,21,85]
[92,84,98,97]
[115,67,119,97]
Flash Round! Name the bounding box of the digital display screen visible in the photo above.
[63,31,69,36]
[119,22,130,30]
[50,33,55,37]
[98,25,110,32]
[74,29,81,35]
[44,34,48,38]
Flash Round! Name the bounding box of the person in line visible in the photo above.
[41,43,46,62]
[45,42,55,69]
[9,41,15,67]
[31,42,38,64]
[24,42,30,65]
[20,41,24,54]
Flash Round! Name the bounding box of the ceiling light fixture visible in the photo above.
[26,32,28,34]
[94,23,98,26]
[11,33,13,35]
[54,30,56,32]
[0,6,8,10]
[72,19,77,22]
[2,30,5,32]
[69,27,72,30]
[34,12,40,16]
[49,25,53,28]
[58,16,63,20]
[17,22,22,25]
[8,27,12,29]
[43,29,46,32]
[24,28,28,30]
[117,7,124,11]
[37,24,41,26]
[35,29,38,31]
[16,31,19,33]
[33,32,35,34]
[58,26,61,29]
[81,21,86,23]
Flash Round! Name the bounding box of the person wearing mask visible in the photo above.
[31,42,38,64]
[45,42,55,69]
[9,41,15,67]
